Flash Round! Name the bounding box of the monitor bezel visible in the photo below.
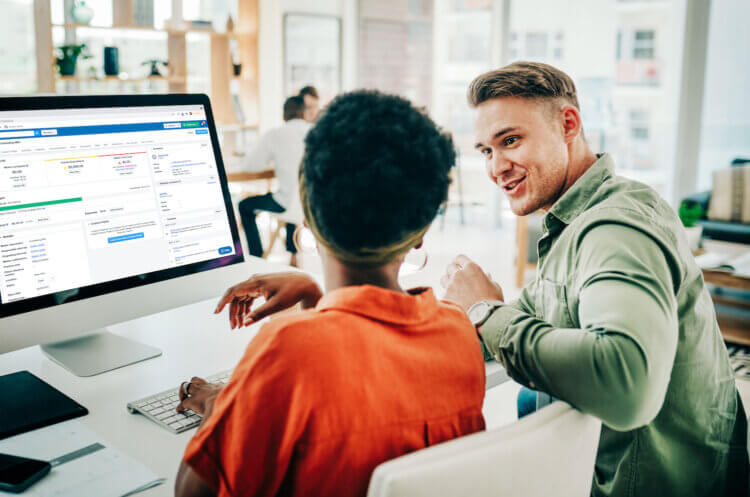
[0,93,245,319]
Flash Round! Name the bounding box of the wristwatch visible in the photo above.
[467,300,504,328]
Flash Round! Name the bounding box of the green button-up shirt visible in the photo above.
[481,154,748,497]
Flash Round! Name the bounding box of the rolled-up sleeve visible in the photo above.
[481,224,679,431]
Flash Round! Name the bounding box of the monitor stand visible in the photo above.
[41,330,162,377]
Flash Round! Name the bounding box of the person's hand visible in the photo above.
[215,272,324,329]
[176,377,223,416]
[440,254,504,311]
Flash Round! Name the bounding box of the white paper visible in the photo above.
[0,421,164,497]
[696,250,750,278]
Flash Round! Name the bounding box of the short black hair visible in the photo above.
[298,85,319,99]
[283,96,305,121]
[301,90,455,255]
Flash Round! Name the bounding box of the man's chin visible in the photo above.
[508,199,536,217]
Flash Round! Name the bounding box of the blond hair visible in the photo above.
[467,61,580,109]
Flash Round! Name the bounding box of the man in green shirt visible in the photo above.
[441,61,748,496]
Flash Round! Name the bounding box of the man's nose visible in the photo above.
[488,153,512,180]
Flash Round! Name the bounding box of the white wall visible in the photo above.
[696,0,750,191]
[257,0,358,133]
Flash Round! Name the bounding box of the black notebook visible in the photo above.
[0,371,88,440]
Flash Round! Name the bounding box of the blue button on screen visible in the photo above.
[218,246,232,255]
[108,232,144,244]
[196,129,208,135]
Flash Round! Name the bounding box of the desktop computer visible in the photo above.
[0,94,245,377]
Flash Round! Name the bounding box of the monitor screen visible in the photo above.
[0,96,243,318]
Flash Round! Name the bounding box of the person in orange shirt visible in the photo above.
[174,90,487,497]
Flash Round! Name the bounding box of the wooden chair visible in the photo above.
[515,214,544,288]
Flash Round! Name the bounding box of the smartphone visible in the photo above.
[0,453,51,493]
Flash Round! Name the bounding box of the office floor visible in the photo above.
[252,212,750,428]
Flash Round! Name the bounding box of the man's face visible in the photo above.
[474,97,570,216]
[303,94,320,122]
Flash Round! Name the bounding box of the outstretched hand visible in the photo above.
[215,272,323,329]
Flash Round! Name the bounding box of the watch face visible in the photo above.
[468,302,489,324]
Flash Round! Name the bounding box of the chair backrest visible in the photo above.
[367,401,601,497]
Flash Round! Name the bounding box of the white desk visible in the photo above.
[0,271,514,496]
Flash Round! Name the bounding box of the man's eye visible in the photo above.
[481,148,492,157]
[503,136,519,146]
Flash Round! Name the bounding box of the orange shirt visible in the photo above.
[183,285,486,497]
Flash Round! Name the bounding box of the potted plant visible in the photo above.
[55,44,91,76]
[678,200,705,252]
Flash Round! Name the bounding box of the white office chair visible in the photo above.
[367,401,601,497]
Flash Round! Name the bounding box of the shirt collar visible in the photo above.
[315,285,440,325]
[547,153,615,227]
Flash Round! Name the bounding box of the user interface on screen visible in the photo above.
[0,104,236,305]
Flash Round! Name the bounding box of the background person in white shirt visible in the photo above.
[298,85,320,122]
[238,96,311,265]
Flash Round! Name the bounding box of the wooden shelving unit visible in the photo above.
[55,75,186,83]
[703,269,750,346]
[33,0,259,131]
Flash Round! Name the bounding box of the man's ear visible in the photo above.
[560,104,583,144]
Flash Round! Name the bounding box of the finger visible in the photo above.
[454,254,474,267]
[229,299,238,329]
[246,295,283,323]
[241,300,252,328]
[215,279,260,313]
[231,298,244,329]
[445,262,462,278]
[178,382,189,402]
[215,285,239,314]
[176,397,200,413]
[439,273,450,289]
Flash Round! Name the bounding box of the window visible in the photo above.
[285,14,341,103]
[433,0,491,152]
[630,109,650,141]
[508,30,564,62]
[631,127,649,140]
[503,0,681,198]
[450,0,492,11]
[553,32,564,60]
[696,0,750,191]
[0,0,36,94]
[183,0,238,28]
[633,30,655,59]
[359,0,432,108]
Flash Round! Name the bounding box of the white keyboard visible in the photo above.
[127,370,233,434]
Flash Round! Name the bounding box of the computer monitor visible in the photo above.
[0,94,245,376]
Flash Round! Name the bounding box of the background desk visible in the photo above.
[0,261,513,496]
